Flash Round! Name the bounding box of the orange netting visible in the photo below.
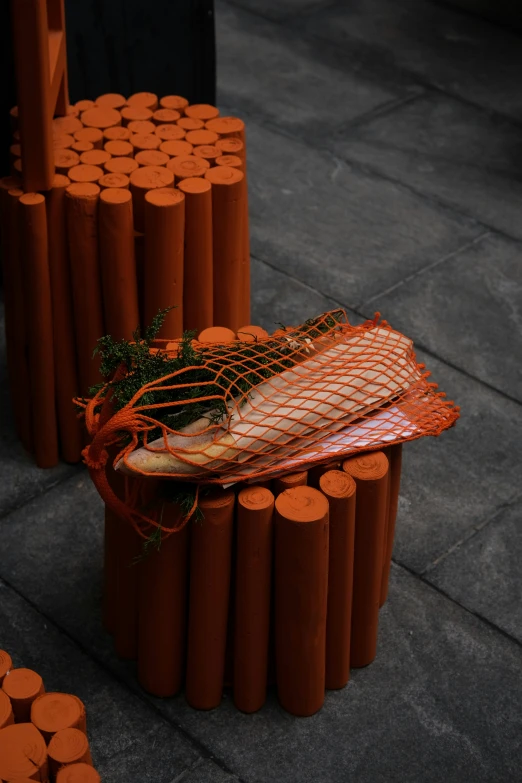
[80,311,459,537]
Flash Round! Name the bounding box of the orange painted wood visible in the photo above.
[98,188,140,340]
[46,174,83,463]
[144,188,185,338]
[178,177,213,332]
[65,183,105,396]
[19,193,59,467]
[11,0,70,191]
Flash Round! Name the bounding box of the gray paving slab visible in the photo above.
[330,92,522,239]
[426,497,522,643]
[179,759,240,782]
[391,347,522,573]
[295,0,522,121]
[244,121,482,309]
[0,578,200,783]
[148,566,522,783]
[215,0,413,139]
[359,232,522,403]
[250,256,343,330]
[0,301,78,518]
[224,0,328,23]
[2,469,522,782]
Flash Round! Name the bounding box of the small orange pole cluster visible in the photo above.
[0,652,101,781]
[101,380,403,717]
[2,95,250,467]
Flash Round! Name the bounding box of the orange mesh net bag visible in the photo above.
[80,310,459,537]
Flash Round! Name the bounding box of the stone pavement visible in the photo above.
[1,1,522,780]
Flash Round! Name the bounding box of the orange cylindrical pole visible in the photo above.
[155,124,187,142]
[103,126,132,142]
[1,668,44,722]
[160,139,193,157]
[185,489,235,710]
[68,164,105,184]
[185,104,220,122]
[19,193,59,468]
[48,728,92,778]
[74,127,104,149]
[143,188,185,338]
[80,106,122,130]
[319,470,356,690]
[210,120,250,326]
[65,182,105,396]
[0,689,13,729]
[0,181,32,453]
[198,326,236,343]
[177,177,213,332]
[98,188,140,340]
[127,120,156,136]
[98,172,130,191]
[152,108,181,125]
[129,165,174,233]
[71,140,94,154]
[105,156,139,177]
[56,763,101,782]
[96,92,127,110]
[137,506,190,697]
[216,137,245,161]
[380,443,403,606]
[185,129,219,147]
[273,470,307,496]
[193,145,221,166]
[160,95,189,114]
[308,460,341,489]
[234,486,274,713]
[205,166,246,333]
[206,117,245,143]
[134,150,169,168]
[127,92,158,111]
[343,451,389,667]
[274,486,329,716]
[166,155,209,183]
[0,650,12,686]
[31,692,87,743]
[0,723,48,781]
[46,174,83,463]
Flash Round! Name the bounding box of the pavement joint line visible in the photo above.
[328,89,426,135]
[0,465,83,524]
[250,253,522,408]
[222,0,522,135]
[0,573,245,783]
[258,111,522,249]
[421,488,522,576]
[169,758,203,783]
[222,0,339,25]
[357,231,491,308]
[236,106,500,240]
[218,20,522,244]
[393,559,522,652]
[293,9,522,134]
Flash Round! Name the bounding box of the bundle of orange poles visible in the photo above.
[1,94,250,467]
[99,373,403,717]
[0,650,101,780]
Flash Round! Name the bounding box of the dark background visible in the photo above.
[0,0,216,177]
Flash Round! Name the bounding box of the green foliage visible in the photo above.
[89,307,346,445]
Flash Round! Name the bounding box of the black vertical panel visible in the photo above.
[0,1,16,179]
[64,0,216,104]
